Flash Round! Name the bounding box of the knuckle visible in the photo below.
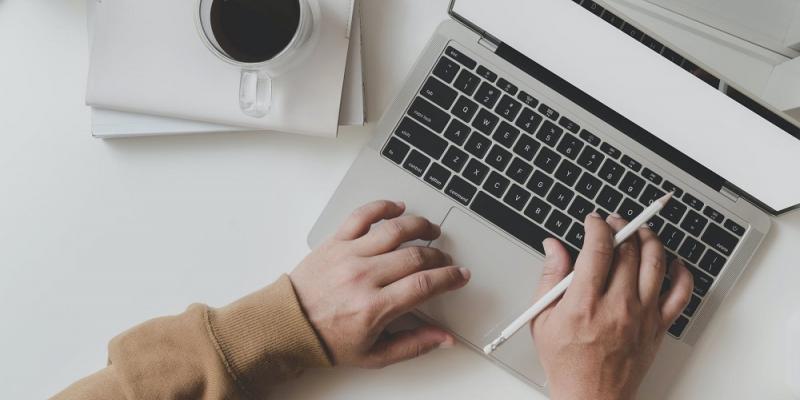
[383,219,406,239]
[642,254,664,271]
[414,273,434,297]
[404,247,426,267]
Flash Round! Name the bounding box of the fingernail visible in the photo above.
[394,201,406,209]
[459,267,471,281]
[439,336,456,348]
[588,212,601,219]
[640,224,650,230]
[541,238,554,254]
[610,213,622,219]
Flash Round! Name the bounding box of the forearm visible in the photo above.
[52,275,332,400]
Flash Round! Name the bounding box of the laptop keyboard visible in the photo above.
[380,45,747,339]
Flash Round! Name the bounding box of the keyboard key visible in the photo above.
[403,150,431,177]
[681,211,708,237]
[579,129,601,146]
[513,135,541,161]
[516,107,544,134]
[597,185,624,212]
[524,196,552,223]
[724,219,745,237]
[476,65,497,82]
[576,146,605,173]
[547,183,575,210]
[621,22,643,40]
[619,171,646,198]
[640,184,666,206]
[408,97,450,133]
[464,132,492,158]
[486,145,513,171]
[507,158,534,184]
[620,155,642,172]
[660,199,688,224]
[445,46,477,69]
[443,119,471,146]
[659,224,685,251]
[688,266,713,296]
[493,121,521,148]
[464,158,490,185]
[484,171,511,198]
[395,117,448,159]
[475,82,502,108]
[471,192,552,253]
[683,193,704,211]
[424,163,451,190]
[684,295,701,317]
[600,142,621,159]
[599,159,625,185]
[556,134,585,160]
[496,95,522,122]
[518,91,539,107]
[442,146,469,173]
[497,78,518,95]
[445,176,477,206]
[701,223,738,256]
[597,208,611,219]
[641,34,664,54]
[576,173,602,199]
[433,56,460,83]
[527,170,554,197]
[699,249,726,276]
[678,237,706,264]
[661,47,685,66]
[534,147,562,173]
[647,215,665,232]
[565,223,586,249]
[554,160,582,186]
[642,167,663,185]
[662,181,684,198]
[558,117,580,134]
[601,9,625,28]
[582,0,605,16]
[504,184,532,211]
[538,103,560,121]
[472,108,500,135]
[568,195,594,221]
[702,206,724,224]
[453,69,480,95]
[382,137,410,164]
[452,95,479,122]
[545,209,572,236]
[537,120,564,147]
[618,198,644,221]
[669,316,689,337]
[421,77,458,110]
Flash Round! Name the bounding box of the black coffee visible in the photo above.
[210,0,302,63]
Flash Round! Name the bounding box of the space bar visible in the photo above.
[469,192,552,254]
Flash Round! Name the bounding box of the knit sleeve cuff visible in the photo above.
[206,274,332,396]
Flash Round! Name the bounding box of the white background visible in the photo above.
[1,0,799,398]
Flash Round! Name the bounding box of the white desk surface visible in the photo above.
[1,1,799,398]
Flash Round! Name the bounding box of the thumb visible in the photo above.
[534,238,572,301]
[366,325,454,368]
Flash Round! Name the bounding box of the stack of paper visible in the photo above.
[86,0,363,139]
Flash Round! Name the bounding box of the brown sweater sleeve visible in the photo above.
[52,275,332,400]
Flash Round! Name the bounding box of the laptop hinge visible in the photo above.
[479,37,499,52]
[720,185,741,203]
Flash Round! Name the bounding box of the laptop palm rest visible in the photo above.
[418,207,549,387]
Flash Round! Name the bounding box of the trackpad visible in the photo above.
[418,207,548,387]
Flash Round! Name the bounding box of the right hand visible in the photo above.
[530,213,694,400]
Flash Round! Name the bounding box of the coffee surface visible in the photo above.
[211,0,301,63]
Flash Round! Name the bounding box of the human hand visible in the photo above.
[531,213,694,400]
[290,200,470,368]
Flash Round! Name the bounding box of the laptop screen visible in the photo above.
[451,0,800,213]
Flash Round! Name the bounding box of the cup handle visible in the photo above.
[239,69,271,118]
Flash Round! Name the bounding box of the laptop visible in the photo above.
[310,0,800,397]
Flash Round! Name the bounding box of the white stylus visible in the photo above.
[483,192,674,355]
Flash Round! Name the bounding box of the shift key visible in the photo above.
[395,117,448,159]
[408,97,450,133]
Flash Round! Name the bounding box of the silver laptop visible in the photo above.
[310,0,800,397]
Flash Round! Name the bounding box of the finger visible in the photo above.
[534,238,572,300]
[567,212,615,299]
[380,266,470,320]
[605,214,642,301]
[659,258,694,330]
[637,226,667,306]
[366,325,454,368]
[370,246,452,286]
[335,200,406,240]
[352,215,441,256]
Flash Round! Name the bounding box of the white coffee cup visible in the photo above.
[195,0,320,117]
